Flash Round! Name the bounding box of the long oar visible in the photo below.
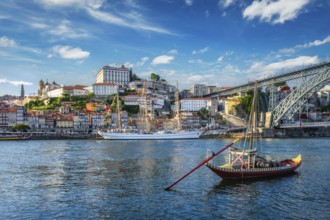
[165,139,240,190]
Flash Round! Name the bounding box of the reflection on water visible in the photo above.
[0,138,329,219]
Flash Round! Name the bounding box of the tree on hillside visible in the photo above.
[150,73,160,81]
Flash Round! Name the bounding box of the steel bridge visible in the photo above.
[205,61,330,128]
[206,61,330,98]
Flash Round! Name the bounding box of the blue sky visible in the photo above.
[0,0,330,96]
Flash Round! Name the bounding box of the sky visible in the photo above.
[0,0,330,96]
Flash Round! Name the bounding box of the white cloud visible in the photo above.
[37,0,104,9]
[0,78,33,86]
[48,20,89,39]
[168,49,178,54]
[185,0,193,6]
[243,0,310,24]
[188,75,204,82]
[219,0,235,8]
[137,57,149,66]
[296,35,330,48]
[0,36,16,47]
[217,56,224,62]
[86,7,174,35]
[188,59,204,64]
[30,22,49,29]
[50,45,90,60]
[123,62,134,68]
[278,48,296,54]
[192,47,209,55]
[152,55,174,65]
[205,10,210,18]
[249,56,319,76]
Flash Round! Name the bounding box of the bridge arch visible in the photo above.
[271,68,330,127]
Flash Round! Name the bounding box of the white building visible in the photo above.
[47,86,89,98]
[91,83,118,96]
[180,98,212,112]
[96,65,131,86]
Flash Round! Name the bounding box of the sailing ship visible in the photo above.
[205,83,302,180]
[98,83,201,140]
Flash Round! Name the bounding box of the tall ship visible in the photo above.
[98,83,202,140]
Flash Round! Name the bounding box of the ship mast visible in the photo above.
[116,87,122,131]
[175,81,181,130]
[249,83,258,150]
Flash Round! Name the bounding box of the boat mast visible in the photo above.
[116,87,122,131]
[249,83,258,151]
[176,81,181,130]
[144,80,150,132]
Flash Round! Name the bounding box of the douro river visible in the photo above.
[0,138,329,219]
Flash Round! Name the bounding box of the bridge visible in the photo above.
[205,61,330,128]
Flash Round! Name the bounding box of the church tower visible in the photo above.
[20,84,25,98]
[38,79,45,97]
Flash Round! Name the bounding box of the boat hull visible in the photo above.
[205,162,302,180]
[98,130,201,140]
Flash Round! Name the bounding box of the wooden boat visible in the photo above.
[205,154,301,180]
[205,83,302,180]
[0,133,32,141]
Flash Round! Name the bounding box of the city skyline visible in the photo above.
[0,0,330,96]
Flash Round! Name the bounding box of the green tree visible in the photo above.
[274,81,287,87]
[197,107,210,120]
[12,124,30,132]
[150,73,160,81]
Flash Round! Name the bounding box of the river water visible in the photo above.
[0,138,329,219]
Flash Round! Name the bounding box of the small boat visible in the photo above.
[0,133,32,141]
[205,83,302,180]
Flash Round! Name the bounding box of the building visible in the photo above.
[190,84,207,97]
[91,82,118,96]
[39,80,61,99]
[47,85,89,98]
[180,98,212,112]
[96,65,131,86]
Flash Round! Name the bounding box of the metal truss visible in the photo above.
[271,68,330,127]
[205,61,330,98]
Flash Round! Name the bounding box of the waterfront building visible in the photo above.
[0,102,9,129]
[96,65,131,86]
[73,113,89,130]
[180,98,212,112]
[190,84,207,97]
[91,82,118,96]
[90,113,106,128]
[180,112,201,129]
[56,117,74,128]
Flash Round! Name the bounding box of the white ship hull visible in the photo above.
[98,130,201,140]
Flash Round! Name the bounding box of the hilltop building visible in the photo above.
[96,65,132,86]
